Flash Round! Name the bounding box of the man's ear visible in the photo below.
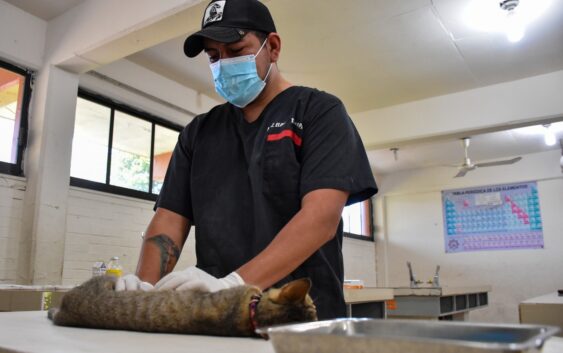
[267,32,282,63]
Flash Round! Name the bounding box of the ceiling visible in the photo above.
[3,0,84,20]
[5,0,563,175]
[128,0,563,114]
[368,123,563,175]
[126,0,563,175]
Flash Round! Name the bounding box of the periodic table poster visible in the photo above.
[442,181,544,253]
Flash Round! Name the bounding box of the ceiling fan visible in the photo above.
[453,137,522,178]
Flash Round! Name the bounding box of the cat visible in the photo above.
[48,275,317,337]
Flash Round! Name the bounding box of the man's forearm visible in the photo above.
[137,234,181,280]
[237,188,348,290]
[136,208,190,284]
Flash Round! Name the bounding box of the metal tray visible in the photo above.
[256,318,559,353]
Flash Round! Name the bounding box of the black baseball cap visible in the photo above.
[183,0,276,58]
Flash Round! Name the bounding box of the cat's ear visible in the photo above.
[278,278,312,303]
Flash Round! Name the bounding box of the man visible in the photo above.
[117,0,377,320]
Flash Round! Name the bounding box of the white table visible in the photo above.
[1,311,562,353]
[388,285,492,321]
[344,287,394,318]
[520,292,563,337]
[0,311,274,353]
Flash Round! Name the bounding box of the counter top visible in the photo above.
[0,284,74,292]
[522,292,563,304]
[0,311,274,353]
[392,285,492,297]
[344,287,394,304]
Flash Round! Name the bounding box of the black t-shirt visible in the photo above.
[155,86,377,319]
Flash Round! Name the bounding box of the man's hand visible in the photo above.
[154,266,244,292]
[115,274,154,292]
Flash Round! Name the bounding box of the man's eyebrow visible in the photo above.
[226,41,246,50]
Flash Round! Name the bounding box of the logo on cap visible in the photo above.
[203,1,226,26]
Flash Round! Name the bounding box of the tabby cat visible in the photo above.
[48,275,317,337]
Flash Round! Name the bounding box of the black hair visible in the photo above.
[248,30,269,42]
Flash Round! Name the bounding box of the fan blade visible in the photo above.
[454,169,469,178]
[475,157,522,168]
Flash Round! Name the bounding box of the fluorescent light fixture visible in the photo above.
[464,0,552,42]
[514,122,563,136]
[544,124,557,146]
[505,10,525,42]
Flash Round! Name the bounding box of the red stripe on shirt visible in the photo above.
[266,129,302,146]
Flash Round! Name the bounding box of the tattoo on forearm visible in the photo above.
[146,234,181,277]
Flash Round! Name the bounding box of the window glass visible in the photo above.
[0,67,24,164]
[343,202,363,235]
[110,111,151,192]
[153,125,179,194]
[70,98,111,182]
[342,199,373,239]
[70,92,182,200]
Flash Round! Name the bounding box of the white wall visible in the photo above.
[352,70,563,149]
[0,0,45,284]
[44,0,205,73]
[376,149,563,323]
[62,188,196,285]
[0,1,46,69]
[0,175,25,283]
[79,59,221,127]
[92,59,219,118]
[343,237,377,286]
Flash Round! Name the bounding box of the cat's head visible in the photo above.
[254,278,317,328]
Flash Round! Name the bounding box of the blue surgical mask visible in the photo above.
[209,39,272,108]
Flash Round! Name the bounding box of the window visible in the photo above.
[110,111,152,192]
[153,125,178,194]
[70,90,182,200]
[342,198,374,241]
[70,98,110,183]
[0,60,32,176]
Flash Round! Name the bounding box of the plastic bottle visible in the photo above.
[92,261,106,277]
[105,256,123,278]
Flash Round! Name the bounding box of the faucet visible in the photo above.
[407,262,441,288]
[407,262,422,288]
[432,265,441,288]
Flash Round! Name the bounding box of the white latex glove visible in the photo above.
[155,266,244,292]
[115,274,154,292]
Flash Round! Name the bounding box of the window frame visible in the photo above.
[343,198,375,242]
[0,59,32,177]
[70,89,183,201]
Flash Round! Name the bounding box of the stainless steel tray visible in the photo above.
[256,318,559,353]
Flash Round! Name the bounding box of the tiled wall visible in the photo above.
[0,175,25,283]
[62,187,196,285]
[342,237,377,286]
